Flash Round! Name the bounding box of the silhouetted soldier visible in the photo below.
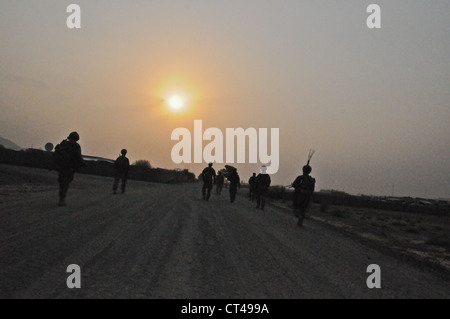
[248,173,257,201]
[292,165,316,227]
[53,131,85,207]
[255,166,271,210]
[216,171,225,194]
[113,149,130,194]
[228,168,240,203]
[201,162,216,200]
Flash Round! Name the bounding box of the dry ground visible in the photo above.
[271,199,450,273]
[0,164,449,298]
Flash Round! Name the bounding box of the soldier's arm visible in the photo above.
[76,145,86,168]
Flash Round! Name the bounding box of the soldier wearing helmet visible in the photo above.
[201,162,216,201]
[113,149,130,194]
[291,164,315,227]
[54,131,85,207]
[227,167,241,203]
[255,166,271,209]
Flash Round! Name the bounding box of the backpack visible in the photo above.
[53,140,73,168]
[296,175,315,195]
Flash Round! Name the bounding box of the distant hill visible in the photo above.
[0,136,22,151]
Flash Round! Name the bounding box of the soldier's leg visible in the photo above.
[297,196,312,226]
[297,199,308,226]
[202,183,207,200]
[293,195,300,217]
[113,175,120,194]
[206,184,212,200]
[260,192,266,210]
[121,174,127,194]
[58,171,65,198]
[297,209,306,226]
[256,192,261,208]
[58,169,73,206]
[58,173,68,206]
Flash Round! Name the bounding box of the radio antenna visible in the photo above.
[307,149,315,165]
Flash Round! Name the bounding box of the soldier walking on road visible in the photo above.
[216,171,225,194]
[201,162,216,201]
[292,150,316,227]
[255,166,271,210]
[228,168,240,203]
[53,131,85,207]
[248,173,257,201]
[113,149,130,195]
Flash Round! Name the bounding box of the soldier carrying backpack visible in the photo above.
[113,149,130,194]
[227,167,241,203]
[291,150,316,227]
[201,162,216,201]
[255,166,271,210]
[53,131,85,207]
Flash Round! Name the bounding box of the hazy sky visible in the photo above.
[1,0,449,198]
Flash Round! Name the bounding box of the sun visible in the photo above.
[167,95,184,112]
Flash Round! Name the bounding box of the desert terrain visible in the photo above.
[0,164,449,298]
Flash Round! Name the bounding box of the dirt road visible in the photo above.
[0,164,449,298]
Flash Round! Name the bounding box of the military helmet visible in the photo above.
[68,131,79,141]
[303,165,312,174]
[121,149,127,155]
